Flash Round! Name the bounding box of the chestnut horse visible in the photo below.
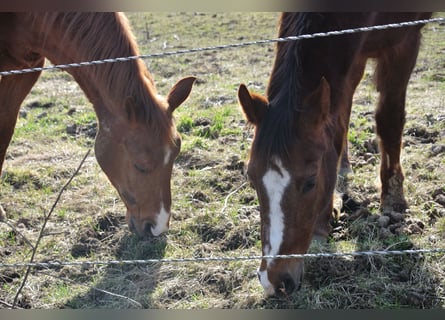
[0,13,195,237]
[238,12,432,296]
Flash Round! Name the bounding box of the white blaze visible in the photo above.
[152,147,173,236]
[262,159,290,260]
[258,158,290,294]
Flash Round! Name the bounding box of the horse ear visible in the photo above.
[237,84,268,126]
[125,96,145,124]
[167,76,196,113]
[302,77,331,126]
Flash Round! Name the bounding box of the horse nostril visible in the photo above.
[143,221,155,237]
[128,217,153,238]
[278,273,296,295]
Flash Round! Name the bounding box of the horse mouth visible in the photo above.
[127,215,156,238]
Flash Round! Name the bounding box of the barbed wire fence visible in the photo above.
[1,15,445,308]
[2,247,445,269]
[1,16,444,77]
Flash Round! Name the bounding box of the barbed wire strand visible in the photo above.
[2,248,445,269]
[0,16,444,77]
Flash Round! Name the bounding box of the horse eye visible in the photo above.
[302,176,316,193]
[134,163,149,174]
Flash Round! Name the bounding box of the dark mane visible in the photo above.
[253,13,323,163]
[252,12,432,165]
[29,12,174,142]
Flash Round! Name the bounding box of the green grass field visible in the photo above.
[1,12,445,309]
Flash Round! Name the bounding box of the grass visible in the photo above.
[1,12,445,309]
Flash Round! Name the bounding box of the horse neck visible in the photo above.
[24,13,159,121]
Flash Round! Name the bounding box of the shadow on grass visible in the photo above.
[258,192,444,309]
[64,230,167,309]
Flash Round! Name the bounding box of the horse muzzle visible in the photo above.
[258,260,304,297]
[127,214,169,238]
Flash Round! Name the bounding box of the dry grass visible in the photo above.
[1,12,445,309]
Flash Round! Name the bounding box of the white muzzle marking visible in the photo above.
[150,203,170,236]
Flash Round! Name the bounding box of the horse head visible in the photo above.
[95,76,196,238]
[238,78,338,296]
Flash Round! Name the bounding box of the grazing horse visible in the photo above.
[0,13,195,237]
[238,12,432,296]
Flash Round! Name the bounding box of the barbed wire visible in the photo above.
[0,16,444,77]
[1,247,445,269]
